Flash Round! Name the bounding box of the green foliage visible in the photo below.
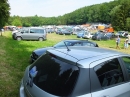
[126,18,130,31]
[0,0,10,27]
[12,18,22,26]
[110,0,130,31]
[7,0,130,31]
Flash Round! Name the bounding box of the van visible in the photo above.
[13,27,47,41]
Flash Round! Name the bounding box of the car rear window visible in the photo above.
[29,52,79,96]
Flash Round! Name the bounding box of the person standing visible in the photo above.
[124,39,129,49]
[128,34,130,44]
[116,35,121,49]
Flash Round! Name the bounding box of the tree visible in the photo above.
[110,0,130,31]
[0,0,10,27]
[12,16,22,26]
[110,5,122,31]
[0,0,10,36]
[126,18,130,31]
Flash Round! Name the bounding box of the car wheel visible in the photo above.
[16,37,22,41]
[38,37,43,41]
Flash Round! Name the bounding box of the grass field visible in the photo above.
[0,31,129,97]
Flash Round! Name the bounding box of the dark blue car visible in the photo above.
[30,39,99,63]
[92,31,115,41]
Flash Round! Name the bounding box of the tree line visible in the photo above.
[1,0,130,31]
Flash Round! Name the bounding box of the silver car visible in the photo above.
[13,27,47,41]
[20,46,130,97]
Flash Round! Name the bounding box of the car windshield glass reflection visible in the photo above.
[53,41,65,47]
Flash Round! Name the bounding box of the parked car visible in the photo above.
[115,31,128,37]
[58,29,72,35]
[46,28,55,33]
[92,31,113,41]
[20,46,130,97]
[13,27,47,41]
[76,30,86,38]
[82,31,93,39]
[72,27,82,35]
[105,32,115,39]
[55,28,62,34]
[29,39,98,63]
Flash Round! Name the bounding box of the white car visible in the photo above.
[82,32,93,39]
[115,31,128,37]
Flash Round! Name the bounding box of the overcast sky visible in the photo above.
[8,0,114,17]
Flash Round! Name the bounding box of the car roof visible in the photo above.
[48,46,127,61]
[28,27,45,29]
[63,39,92,42]
[63,39,97,45]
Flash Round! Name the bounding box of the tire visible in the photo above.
[16,37,22,41]
[38,37,43,41]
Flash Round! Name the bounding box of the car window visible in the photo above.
[53,41,65,47]
[122,57,130,78]
[24,29,29,33]
[30,29,44,33]
[94,58,124,88]
[38,29,44,33]
[29,53,79,96]
[82,42,95,47]
[30,29,36,33]
[72,42,82,46]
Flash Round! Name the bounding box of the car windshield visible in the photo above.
[53,41,71,47]
[29,52,79,96]
[53,41,64,47]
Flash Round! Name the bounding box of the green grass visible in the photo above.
[0,31,129,97]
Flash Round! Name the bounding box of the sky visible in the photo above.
[8,0,114,17]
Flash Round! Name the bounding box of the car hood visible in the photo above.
[33,47,54,56]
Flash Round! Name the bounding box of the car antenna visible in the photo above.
[64,42,71,51]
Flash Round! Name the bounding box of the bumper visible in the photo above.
[19,79,26,97]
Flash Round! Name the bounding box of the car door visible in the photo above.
[20,28,30,40]
[121,56,130,84]
[97,33,102,40]
[29,28,39,40]
[101,33,107,40]
[90,57,130,97]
